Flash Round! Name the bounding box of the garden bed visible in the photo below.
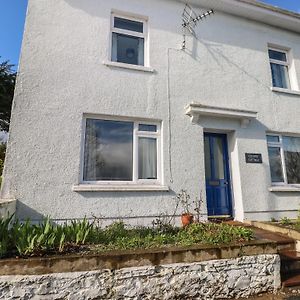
[1,216,254,259]
[246,220,300,241]
[270,219,300,231]
[0,217,281,299]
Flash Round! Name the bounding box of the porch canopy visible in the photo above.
[185,103,258,127]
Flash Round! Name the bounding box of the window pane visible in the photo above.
[138,124,157,132]
[282,136,300,184]
[213,137,225,180]
[112,33,144,66]
[267,135,280,143]
[268,49,287,62]
[138,137,157,179]
[270,63,290,89]
[204,136,212,179]
[83,119,133,181]
[114,17,143,33]
[268,147,284,183]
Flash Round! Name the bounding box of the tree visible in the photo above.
[0,60,16,132]
[0,143,5,186]
[0,143,5,168]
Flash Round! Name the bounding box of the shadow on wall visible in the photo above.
[16,201,46,222]
[64,0,106,18]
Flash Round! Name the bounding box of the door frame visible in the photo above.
[204,132,233,218]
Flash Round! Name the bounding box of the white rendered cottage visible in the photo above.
[1,0,300,223]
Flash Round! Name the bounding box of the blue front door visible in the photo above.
[204,133,232,217]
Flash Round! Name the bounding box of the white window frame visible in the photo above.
[268,47,291,90]
[109,11,149,67]
[267,134,300,186]
[80,114,162,186]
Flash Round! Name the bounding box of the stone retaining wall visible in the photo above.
[0,254,280,299]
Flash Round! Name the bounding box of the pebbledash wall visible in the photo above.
[1,0,300,223]
[0,255,280,299]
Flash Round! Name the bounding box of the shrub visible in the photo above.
[280,217,292,226]
[0,216,254,258]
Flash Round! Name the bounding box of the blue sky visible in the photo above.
[0,0,300,69]
[261,0,300,13]
[0,0,28,69]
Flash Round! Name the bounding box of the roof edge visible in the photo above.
[238,0,300,20]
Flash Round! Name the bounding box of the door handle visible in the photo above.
[224,181,228,185]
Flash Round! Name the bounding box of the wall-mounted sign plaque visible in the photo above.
[245,153,262,164]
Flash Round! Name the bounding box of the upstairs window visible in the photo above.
[268,48,291,89]
[267,134,300,185]
[111,14,147,66]
[82,116,161,184]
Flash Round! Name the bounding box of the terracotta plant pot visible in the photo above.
[181,213,194,227]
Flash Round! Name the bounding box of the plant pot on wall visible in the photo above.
[181,213,194,227]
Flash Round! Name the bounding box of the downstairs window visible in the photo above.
[267,134,300,185]
[82,117,161,184]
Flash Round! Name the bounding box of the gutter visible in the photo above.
[238,0,300,20]
[179,0,300,34]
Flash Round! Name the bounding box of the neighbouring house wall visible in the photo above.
[1,0,300,222]
[0,254,281,299]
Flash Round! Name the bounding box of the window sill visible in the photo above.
[269,186,300,192]
[271,87,300,96]
[72,184,169,192]
[103,60,155,73]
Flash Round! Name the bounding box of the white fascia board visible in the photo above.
[178,0,300,34]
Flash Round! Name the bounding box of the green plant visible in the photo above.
[270,217,277,222]
[0,214,13,258]
[0,216,255,258]
[280,217,292,226]
[152,217,178,234]
[64,217,92,245]
[10,219,36,256]
[9,217,93,256]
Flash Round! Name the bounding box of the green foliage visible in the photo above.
[175,223,253,246]
[0,60,16,132]
[2,217,92,257]
[280,217,292,226]
[63,217,92,245]
[0,215,14,258]
[270,217,277,222]
[0,143,5,186]
[90,222,253,251]
[0,216,254,258]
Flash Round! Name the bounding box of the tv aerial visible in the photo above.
[181,4,214,49]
